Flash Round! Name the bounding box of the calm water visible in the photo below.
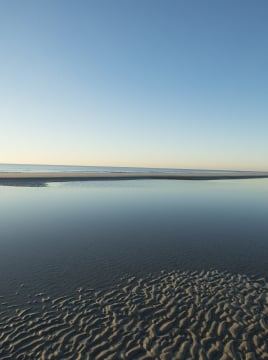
[1,178,268,307]
[0,163,256,174]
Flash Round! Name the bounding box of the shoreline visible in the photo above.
[0,171,268,186]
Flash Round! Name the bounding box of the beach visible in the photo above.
[1,269,268,359]
[2,0,268,357]
[1,177,268,359]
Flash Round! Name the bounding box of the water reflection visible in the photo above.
[0,179,268,305]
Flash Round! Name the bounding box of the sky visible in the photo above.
[0,0,267,170]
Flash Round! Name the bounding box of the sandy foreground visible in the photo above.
[0,171,268,185]
[1,269,268,359]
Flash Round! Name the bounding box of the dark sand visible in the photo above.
[1,269,268,359]
[0,170,268,186]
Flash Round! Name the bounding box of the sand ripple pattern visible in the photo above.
[1,269,268,359]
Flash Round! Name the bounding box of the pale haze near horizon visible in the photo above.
[0,0,267,171]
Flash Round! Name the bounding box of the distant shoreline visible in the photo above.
[0,171,268,186]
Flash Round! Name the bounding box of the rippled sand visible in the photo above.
[1,269,268,359]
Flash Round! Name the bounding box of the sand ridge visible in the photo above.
[0,170,268,186]
[0,269,268,359]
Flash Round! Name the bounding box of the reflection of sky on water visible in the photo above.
[0,179,268,303]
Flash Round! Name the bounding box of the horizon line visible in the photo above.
[0,162,267,173]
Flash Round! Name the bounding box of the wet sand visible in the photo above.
[1,269,268,359]
[0,170,268,186]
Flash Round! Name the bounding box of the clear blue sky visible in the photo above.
[0,0,267,170]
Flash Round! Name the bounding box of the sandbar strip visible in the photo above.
[0,171,268,186]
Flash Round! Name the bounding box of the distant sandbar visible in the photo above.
[0,170,268,186]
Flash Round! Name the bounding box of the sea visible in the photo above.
[0,163,254,174]
[0,164,268,309]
